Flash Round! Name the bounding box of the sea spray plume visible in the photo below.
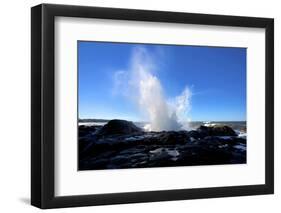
[173,87,192,130]
[175,87,192,117]
[138,67,180,131]
[130,47,192,131]
[113,46,192,131]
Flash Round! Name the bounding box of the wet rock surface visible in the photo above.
[96,119,142,136]
[79,121,246,170]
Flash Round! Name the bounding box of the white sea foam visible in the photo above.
[78,122,107,126]
[233,144,246,151]
[203,121,217,127]
[238,132,247,139]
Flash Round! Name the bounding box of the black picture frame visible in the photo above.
[31,3,274,209]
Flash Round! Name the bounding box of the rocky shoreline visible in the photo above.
[79,119,246,170]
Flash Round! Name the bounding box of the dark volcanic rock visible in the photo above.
[187,130,203,139]
[197,125,237,137]
[158,131,190,144]
[78,121,246,170]
[79,125,100,137]
[97,119,142,136]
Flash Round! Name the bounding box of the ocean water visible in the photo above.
[79,120,246,137]
[135,121,246,137]
[78,121,108,126]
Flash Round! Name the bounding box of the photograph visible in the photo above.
[78,41,247,171]
[30,3,274,209]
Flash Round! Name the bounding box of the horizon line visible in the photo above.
[79,118,246,123]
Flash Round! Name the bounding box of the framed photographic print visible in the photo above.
[31,3,274,209]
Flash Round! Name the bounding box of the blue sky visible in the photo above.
[78,41,246,121]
